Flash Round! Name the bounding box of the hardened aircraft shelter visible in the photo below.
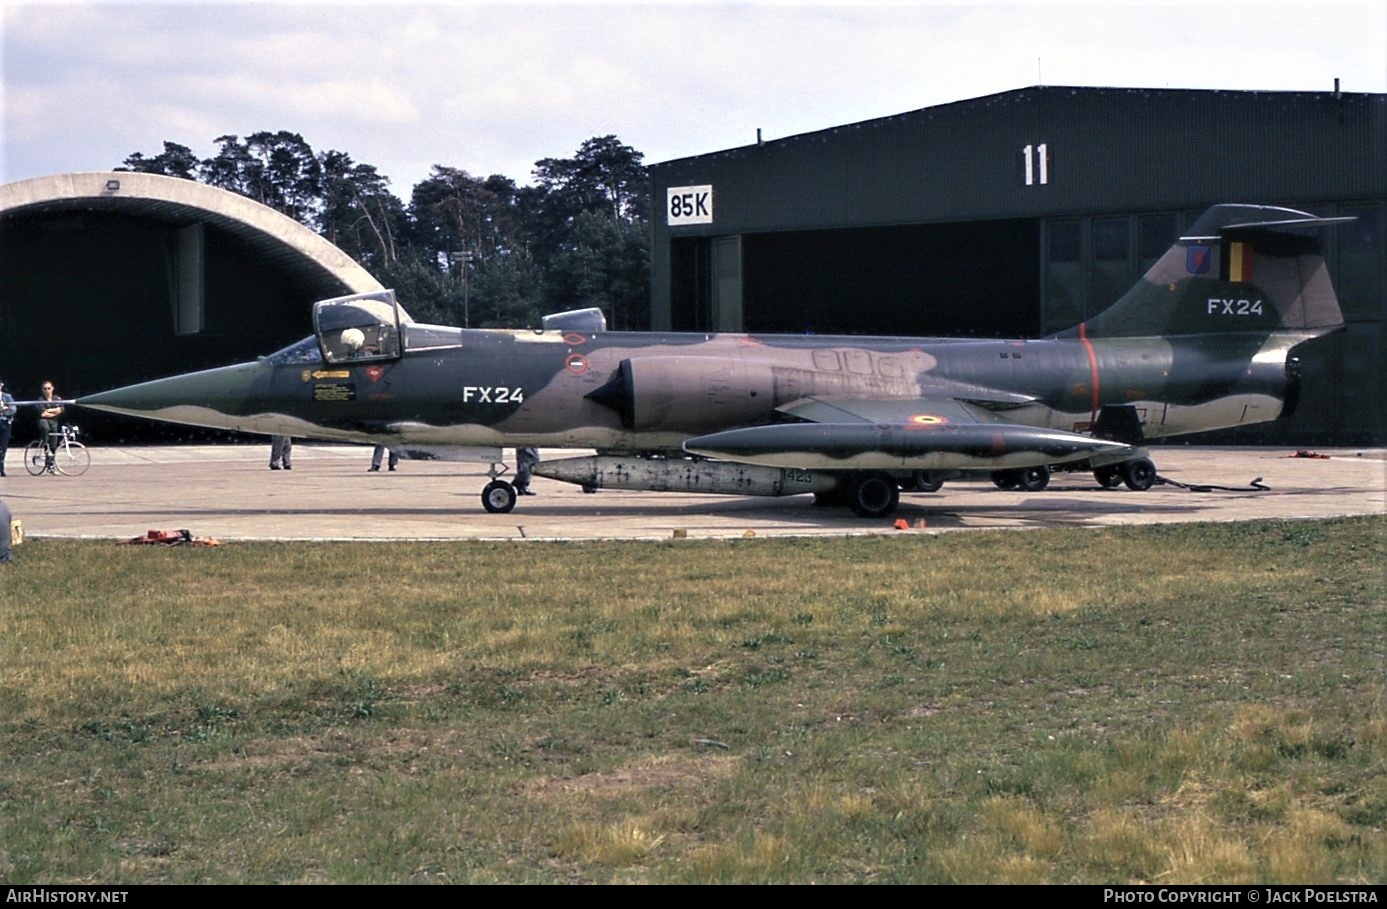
[649,86,1386,444]
[0,171,382,439]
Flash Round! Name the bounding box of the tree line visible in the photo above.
[119,130,651,329]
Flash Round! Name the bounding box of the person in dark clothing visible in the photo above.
[269,435,293,470]
[514,447,539,495]
[369,445,399,471]
[37,381,63,469]
[0,381,15,477]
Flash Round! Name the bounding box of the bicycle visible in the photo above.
[25,425,91,476]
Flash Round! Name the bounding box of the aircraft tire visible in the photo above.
[1121,457,1157,491]
[1094,465,1123,488]
[481,480,518,514]
[845,473,900,518]
[1018,465,1051,492]
[911,471,944,493]
[991,469,1020,490]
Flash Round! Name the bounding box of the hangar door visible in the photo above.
[671,220,1039,338]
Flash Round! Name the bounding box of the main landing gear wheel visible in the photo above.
[911,471,944,493]
[844,473,900,518]
[481,480,518,513]
[991,469,1019,490]
[1120,457,1157,491]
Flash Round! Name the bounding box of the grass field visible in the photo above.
[1,516,1382,884]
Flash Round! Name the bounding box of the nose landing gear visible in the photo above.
[481,479,517,513]
[480,460,518,513]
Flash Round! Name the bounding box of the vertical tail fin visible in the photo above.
[1060,204,1351,340]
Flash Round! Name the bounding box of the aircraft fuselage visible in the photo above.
[81,325,1304,453]
[74,203,1351,516]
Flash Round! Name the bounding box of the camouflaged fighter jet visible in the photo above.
[79,203,1349,517]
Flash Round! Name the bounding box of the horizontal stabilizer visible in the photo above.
[1180,204,1355,240]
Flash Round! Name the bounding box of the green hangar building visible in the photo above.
[648,86,1386,444]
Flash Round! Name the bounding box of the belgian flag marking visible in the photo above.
[1228,241,1253,283]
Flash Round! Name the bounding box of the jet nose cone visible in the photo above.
[78,362,262,432]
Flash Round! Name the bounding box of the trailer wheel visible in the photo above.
[1121,457,1157,491]
[1094,465,1123,488]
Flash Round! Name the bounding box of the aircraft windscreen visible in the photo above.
[265,336,322,366]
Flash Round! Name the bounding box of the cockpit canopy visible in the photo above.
[313,290,411,364]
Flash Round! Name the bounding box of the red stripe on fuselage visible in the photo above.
[1078,322,1100,424]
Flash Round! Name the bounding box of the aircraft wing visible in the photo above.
[684,394,1132,470]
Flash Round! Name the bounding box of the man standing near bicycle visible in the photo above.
[37,381,63,469]
[0,380,16,477]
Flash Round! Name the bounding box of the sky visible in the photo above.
[2,0,1385,195]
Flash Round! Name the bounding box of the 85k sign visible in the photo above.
[667,185,714,225]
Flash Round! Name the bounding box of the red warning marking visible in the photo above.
[365,366,384,383]
[563,332,586,346]
[906,413,949,428]
[565,353,589,375]
[1078,321,1101,425]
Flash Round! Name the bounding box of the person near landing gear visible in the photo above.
[269,435,293,470]
[369,445,399,472]
[514,447,539,495]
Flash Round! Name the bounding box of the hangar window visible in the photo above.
[1048,221,1081,263]
[1140,214,1178,264]
[1337,203,1381,322]
[1044,220,1085,330]
[1092,217,1132,315]
[1094,218,1128,262]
